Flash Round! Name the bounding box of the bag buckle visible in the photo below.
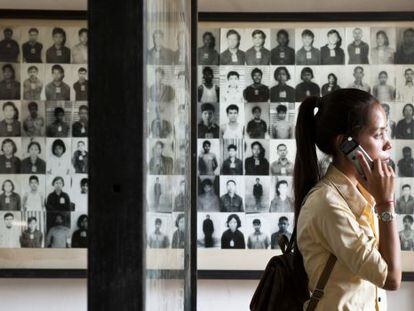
[311,288,324,300]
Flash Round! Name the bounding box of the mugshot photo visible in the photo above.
[268,212,294,249]
[44,63,73,101]
[395,27,414,64]
[370,27,396,65]
[244,139,270,176]
[342,65,372,93]
[0,63,21,100]
[244,176,270,213]
[20,174,46,212]
[394,140,414,178]
[148,139,174,176]
[370,65,396,103]
[148,101,174,139]
[219,65,246,104]
[318,66,344,96]
[220,28,246,66]
[0,211,22,248]
[197,28,220,66]
[269,65,296,103]
[270,28,296,65]
[19,26,47,64]
[0,137,22,174]
[345,26,371,65]
[21,137,46,174]
[45,211,72,248]
[219,103,245,139]
[146,212,173,249]
[396,66,414,103]
[269,139,296,176]
[244,103,270,139]
[269,102,295,139]
[197,102,220,140]
[319,28,346,65]
[197,212,221,248]
[147,66,176,105]
[197,175,220,212]
[45,175,73,212]
[197,138,220,176]
[21,63,45,100]
[72,102,88,138]
[221,139,243,175]
[71,65,88,101]
[243,66,271,103]
[0,100,21,137]
[395,178,414,215]
[0,27,21,63]
[294,66,321,101]
[20,211,46,248]
[245,214,271,249]
[46,137,71,176]
[381,102,396,140]
[146,175,173,213]
[396,214,414,251]
[20,100,46,137]
[0,175,22,211]
[219,175,244,213]
[71,138,88,174]
[172,176,187,212]
[69,212,88,248]
[70,174,88,215]
[146,26,175,66]
[295,28,322,66]
[218,212,247,249]
[390,102,414,140]
[243,29,271,66]
[269,176,294,213]
[197,65,220,103]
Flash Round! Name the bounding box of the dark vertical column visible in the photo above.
[88,0,144,310]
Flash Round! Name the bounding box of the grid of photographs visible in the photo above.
[196,26,414,252]
[145,26,190,251]
[0,24,88,249]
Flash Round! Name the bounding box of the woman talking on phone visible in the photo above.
[294,88,401,310]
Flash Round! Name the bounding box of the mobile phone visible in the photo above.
[339,137,373,178]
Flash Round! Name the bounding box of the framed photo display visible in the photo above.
[0,11,87,276]
[196,13,414,280]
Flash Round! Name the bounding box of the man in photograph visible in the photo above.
[22,28,43,63]
[395,28,414,64]
[397,68,414,103]
[348,66,371,93]
[296,29,320,65]
[198,140,218,175]
[247,219,270,249]
[173,31,186,65]
[198,103,219,139]
[153,177,161,209]
[20,216,43,248]
[23,65,43,100]
[252,178,263,210]
[270,216,292,249]
[197,31,219,65]
[372,71,395,102]
[0,28,19,62]
[397,146,414,177]
[245,29,270,65]
[72,140,88,174]
[72,105,88,137]
[246,106,267,139]
[23,101,44,137]
[399,215,414,251]
[45,213,70,248]
[73,67,88,101]
[72,28,88,64]
[147,29,174,65]
[270,29,295,65]
[243,68,270,102]
[0,64,20,100]
[45,64,71,101]
[202,214,215,247]
[0,212,20,248]
[270,143,293,175]
[197,178,219,212]
[148,67,175,103]
[150,107,172,138]
[270,180,294,213]
[396,184,414,214]
[198,66,219,103]
[347,27,369,64]
[270,66,296,102]
[46,106,70,137]
[220,29,245,65]
[222,71,244,103]
[149,140,173,175]
[271,104,293,139]
[173,180,186,212]
[220,104,244,139]
[220,179,243,212]
[148,218,170,248]
[221,144,243,175]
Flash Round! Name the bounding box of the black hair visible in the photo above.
[28,28,39,34]
[301,29,315,39]
[300,67,314,80]
[78,67,87,73]
[277,143,287,150]
[227,71,239,80]
[252,219,261,225]
[403,146,412,153]
[227,144,237,151]
[28,101,38,110]
[378,71,388,78]
[278,216,289,223]
[327,73,338,85]
[226,104,239,114]
[155,67,165,76]
[52,139,66,156]
[4,212,14,219]
[28,65,38,72]
[154,140,164,149]
[28,216,37,223]
[77,214,88,228]
[2,101,18,120]
[226,179,236,186]
[201,103,215,113]
[202,66,213,75]
[251,67,263,79]
[52,176,65,187]
[226,213,241,228]
[29,175,39,183]
[2,179,14,192]
[81,178,88,187]
[403,215,414,224]
[276,104,287,114]
[1,138,17,154]
[201,178,213,189]
[27,141,41,154]
[52,27,67,45]
[274,66,291,81]
[202,140,211,148]
[79,105,88,112]
[402,184,411,190]
[276,180,289,196]
[252,106,261,113]
[155,218,162,225]
[51,64,64,74]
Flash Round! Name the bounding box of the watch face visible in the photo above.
[381,211,393,221]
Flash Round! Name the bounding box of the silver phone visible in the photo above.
[340,137,373,178]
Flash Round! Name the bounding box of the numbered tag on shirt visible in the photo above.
[79,155,84,161]
[32,165,37,173]
[30,233,34,240]
[279,91,286,98]
[203,53,209,59]
[256,51,262,59]
[281,167,287,175]
[31,48,36,54]
[155,50,160,58]
[355,47,360,55]
[6,43,10,48]
[408,128,411,134]
[306,90,311,96]
[378,50,384,58]
[6,124,12,132]
[81,85,86,91]
[280,51,285,59]
[81,127,86,134]
[231,53,238,63]
[230,239,235,247]
[306,51,312,59]
[5,197,10,204]
[255,159,260,166]
[230,162,236,169]
[57,49,62,56]
[254,89,259,95]
[59,197,65,204]
[330,49,336,57]
[5,161,11,168]
[6,83,11,89]
[205,133,213,138]
[80,231,87,238]
[56,87,61,94]
[31,83,36,90]
[58,125,62,132]
[328,86,332,92]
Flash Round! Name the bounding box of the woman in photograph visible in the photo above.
[47,139,70,176]
[295,67,320,102]
[244,141,269,175]
[320,29,345,65]
[197,31,219,65]
[321,73,341,96]
[0,138,20,174]
[72,140,88,174]
[197,178,219,212]
[71,214,88,248]
[21,141,46,174]
[372,71,396,102]
[371,30,395,64]
[46,27,71,63]
[46,176,71,211]
[221,213,245,249]
[46,107,70,137]
[296,29,320,65]
[395,103,414,139]
[395,28,414,64]
[171,213,185,249]
[0,101,20,136]
[269,180,294,213]
[0,179,21,211]
[220,29,245,65]
[270,29,295,65]
[269,66,295,102]
[0,64,20,100]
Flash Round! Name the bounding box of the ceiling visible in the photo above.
[2,0,413,11]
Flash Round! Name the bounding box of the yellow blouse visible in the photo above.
[297,164,388,310]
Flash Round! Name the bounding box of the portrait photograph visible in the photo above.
[269,65,296,103]
[197,175,220,212]
[20,100,46,137]
[197,28,220,66]
[69,211,88,248]
[197,65,220,104]
[345,26,371,65]
[244,102,270,139]
[395,27,414,64]
[221,139,243,175]
[0,26,21,63]
[318,66,345,96]
[71,137,88,174]
[197,212,221,248]
[370,27,396,65]
[396,214,414,251]
[389,102,414,140]
[44,63,72,101]
[71,65,88,102]
[219,28,246,66]
[148,139,174,176]
[269,176,294,213]
[146,24,176,66]
[21,137,47,174]
[197,138,220,176]
[0,137,22,174]
[21,63,45,100]
[294,28,322,66]
[395,177,414,215]
[342,65,372,94]
[219,102,245,139]
[270,28,296,65]
[394,140,414,178]
[147,65,176,105]
[0,62,21,100]
[0,175,22,211]
[269,102,295,139]
[242,28,271,66]
[0,100,21,137]
[146,212,173,249]
[19,26,48,64]
[244,139,270,176]
[20,211,46,248]
[219,65,246,104]
[294,65,322,101]
[46,137,71,176]
[0,211,21,248]
[268,212,294,249]
[319,28,346,65]
[70,174,88,215]
[243,66,271,103]
[396,65,414,103]
[146,175,173,213]
[219,175,244,213]
[245,214,271,249]
[370,65,396,103]
[218,212,247,249]
[20,174,46,212]
[244,175,270,213]
[269,139,296,176]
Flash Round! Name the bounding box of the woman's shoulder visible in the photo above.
[301,180,346,214]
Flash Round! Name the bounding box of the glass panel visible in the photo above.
[143,1,192,310]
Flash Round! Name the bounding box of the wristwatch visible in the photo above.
[377,210,396,222]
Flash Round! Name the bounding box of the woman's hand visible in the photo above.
[356,151,395,203]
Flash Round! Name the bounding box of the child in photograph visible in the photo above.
[295,67,320,102]
[222,71,244,103]
[0,64,20,100]
[22,175,45,211]
[71,214,88,248]
[197,31,219,65]
[271,104,293,139]
[0,138,20,174]
[221,104,244,139]
[269,66,295,102]
[47,107,70,137]
[73,67,88,101]
[372,71,395,102]
[243,68,269,102]
[270,29,295,65]
[348,66,371,93]
[72,28,88,64]
[220,29,245,65]
[72,105,88,137]
[320,29,345,65]
[0,179,21,211]
[220,179,243,212]
[247,219,270,249]
[23,102,45,137]
[395,103,414,139]
[198,66,219,103]
[245,29,270,65]
[270,143,293,176]
[45,64,71,100]
[347,27,369,64]
[245,141,269,175]
[221,144,243,175]
[296,29,320,65]
[321,73,341,96]
[0,101,20,136]
[23,65,43,100]
[21,141,46,174]
[269,180,294,212]
[197,178,219,212]
[270,216,292,249]
[371,30,395,64]
[22,28,43,63]
[46,27,71,63]
[20,216,43,248]
[0,28,19,62]
[399,215,414,251]
[46,176,71,211]
[246,106,267,139]
[72,140,88,174]
[47,139,70,176]
[198,140,218,175]
[221,214,245,249]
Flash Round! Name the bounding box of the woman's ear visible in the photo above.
[333,134,346,154]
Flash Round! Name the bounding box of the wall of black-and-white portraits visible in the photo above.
[197,22,414,271]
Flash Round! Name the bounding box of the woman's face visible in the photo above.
[228,218,237,232]
[3,142,13,156]
[357,104,392,164]
[54,145,64,157]
[3,181,12,193]
[302,35,313,47]
[277,70,288,83]
[3,67,13,80]
[227,34,239,49]
[3,105,15,120]
[29,144,40,156]
[54,179,63,190]
[252,144,261,157]
[404,105,414,118]
[302,72,312,82]
[328,75,335,84]
[376,33,386,47]
[327,33,338,45]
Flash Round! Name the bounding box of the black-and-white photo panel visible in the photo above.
[0,175,21,211]
[0,62,21,100]
[370,27,396,65]
[395,27,414,65]
[319,66,344,96]
[370,65,396,103]
[243,28,271,66]
[294,66,321,101]
[21,211,46,248]
[197,101,220,139]
[148,139,174,176]
[269,65,296,103]
[146,175,172,213]
[71,174,87,215]
[268,213,294,249]
[0,137,22,174]
[319,28,345,65]
[343,65,372,93]
[245,213,271,249]
[244,66,270,103]
[0,26,21,63]
[394,140,414,177]
[21,63,45,100]
[147,66,176,105]
[46,137,71,176]
[270,28,295,65]
[20,174,46,212]
[395,178,414,215]
[219,65,246,104]
[197,175,220,212]
[0,100,21,137]
[219,175,244,213]
[391,102,414,140]
[197,138,220,176]
[197,28,220,66]
[197,65,220,103]
[219,102,245,139]
[197,212,221,248]
[396,65,414,103]
[397,214,414,251]
[269,102,295,139]
[244,175,270,213]
[0,211,21,248]
[244,139,270,176]
[345,26,371,65]
[219,212,246,249]
[295,28,322,66]
[269,176,294,213]
[220,28,247,66]
[146,212,173,249]
[21,137,46,174]
[269,139,295,176]
[244,102,269,139]
[221,139,243,175]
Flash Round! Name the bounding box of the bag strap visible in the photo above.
[305,254,337,311]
